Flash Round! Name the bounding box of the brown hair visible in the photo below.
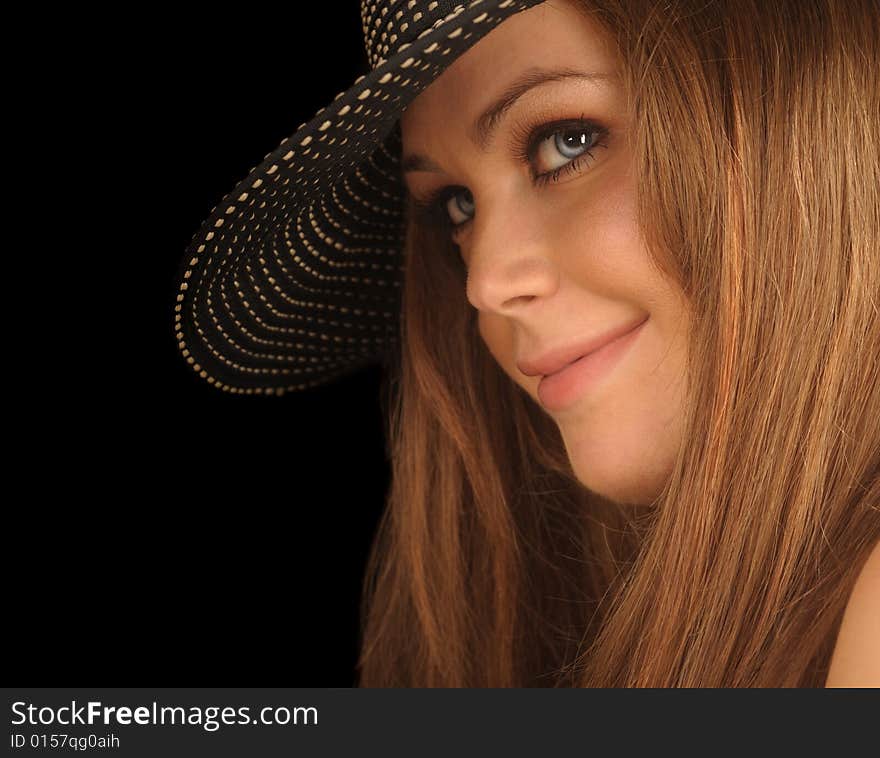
[356,0,880,687]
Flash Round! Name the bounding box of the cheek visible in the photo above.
[530,192,640,313]
[478,313,518,378]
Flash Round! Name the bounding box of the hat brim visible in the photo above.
[173,0,545,396]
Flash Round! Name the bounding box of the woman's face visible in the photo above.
[400,0,690,506]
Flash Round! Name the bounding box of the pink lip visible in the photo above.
[517,315,650,379]
[535,316,649,411]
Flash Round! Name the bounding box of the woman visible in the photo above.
[172,0,879,686]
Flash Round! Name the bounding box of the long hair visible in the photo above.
[356,0,880,687]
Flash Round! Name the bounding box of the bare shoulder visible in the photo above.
[825,540,880,687]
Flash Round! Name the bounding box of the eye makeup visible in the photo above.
[408,111,610,237]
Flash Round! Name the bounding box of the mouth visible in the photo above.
[536,316,649,411]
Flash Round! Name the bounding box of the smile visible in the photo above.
[537,316,649,411]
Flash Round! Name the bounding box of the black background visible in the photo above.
[12,7,387,685]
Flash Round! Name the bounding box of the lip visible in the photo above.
[535,316,649,411]
[517,315,650,379]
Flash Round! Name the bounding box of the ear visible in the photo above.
[825,540,880,687]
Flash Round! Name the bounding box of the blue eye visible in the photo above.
[443,188,475,226]
[411,115,609,237]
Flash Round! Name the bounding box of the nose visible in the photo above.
[464,194,559,313]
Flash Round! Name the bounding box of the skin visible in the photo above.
[825,540,880,687]
[400,0,690,507]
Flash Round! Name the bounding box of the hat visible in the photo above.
[173,0,546,396]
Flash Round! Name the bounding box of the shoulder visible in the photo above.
[825,540,880,687]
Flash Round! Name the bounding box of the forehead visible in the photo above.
[400,0,615,134]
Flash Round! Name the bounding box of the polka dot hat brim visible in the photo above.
[173,0,547,396]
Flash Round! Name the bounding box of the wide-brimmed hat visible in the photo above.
[173,0,545,396]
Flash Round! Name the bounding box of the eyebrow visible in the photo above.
[401,66,616,174]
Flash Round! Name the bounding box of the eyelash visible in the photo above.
[411,112,610,236]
